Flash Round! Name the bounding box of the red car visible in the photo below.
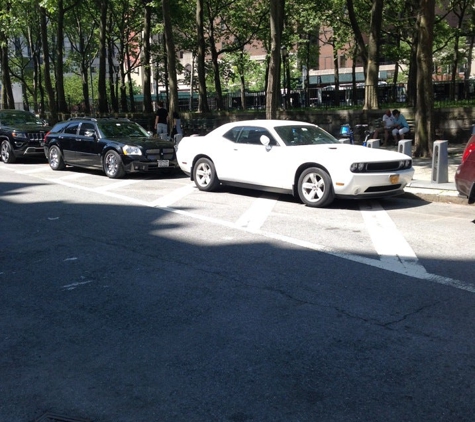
[455,128,475,204]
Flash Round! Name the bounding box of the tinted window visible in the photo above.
[0,111,43,125]
[79,122,96,136]
[64,122,80,135]
[236,126,278,146]
[274,125,338,146]
[97,121,148,138]
[223,127,242,142]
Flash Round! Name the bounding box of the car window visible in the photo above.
[64,122,80,135]
[236,127,278,146]
[98,121,148,138]
[79,122,96,136]
[274,125,339,146]
[223,127,242,142]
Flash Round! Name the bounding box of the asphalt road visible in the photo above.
[1,160,475,422]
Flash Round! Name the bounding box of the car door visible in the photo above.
[77,122,102,168]
[59,122,80,162]
[228,126,283,188]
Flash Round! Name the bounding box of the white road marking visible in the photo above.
[14,172,473,294]
[16,167,49,175]
[94,178,145,192]
[359,200,428,277]
[57,172,90,181]
[235,194,278,231]
[149,183,196,207]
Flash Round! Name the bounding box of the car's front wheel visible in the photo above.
[1,140,16,163]
[48,146,66,170]
[103,150,125,179]
[193,157,219,191]
[297,167,334,208]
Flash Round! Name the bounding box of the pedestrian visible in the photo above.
[171,111,183,138]
[391,109,410,143]
[374,109,395,145]
[154,101,168,138]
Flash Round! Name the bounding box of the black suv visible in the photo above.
[43,117,179,178]
[0,109,50,163]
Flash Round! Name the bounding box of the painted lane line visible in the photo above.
[38,176,473,293]
[359,200,428,277]
[16,167,50,175]
[94,178,145,193]
[235,194,279,231]
[150,183,196,208]
[57,173,90,181]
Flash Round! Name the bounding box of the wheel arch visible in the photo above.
[100,146,122,164]
[190,153,214,181]
[293,162,332,197]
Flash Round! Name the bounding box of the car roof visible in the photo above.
[219,119,316,129]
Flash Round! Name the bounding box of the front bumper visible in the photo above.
[333,169,415,198]
[125,158,180,173]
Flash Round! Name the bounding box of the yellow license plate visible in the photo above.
[389,174,400,184]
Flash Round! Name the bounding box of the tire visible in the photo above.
[1,140,16,163]
[103,150,125,179]
[297,167,335,208]
[48,146,66,170]
[193,157,219,191]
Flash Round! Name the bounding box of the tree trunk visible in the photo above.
[196,0,209,113]
[40,6,57,120]
[97,0,108,114]
[363,0,383,110]
[414,0,435,158]
[55,0,68,114]
[162,0,179,133]
[266,0,284,119]
[142,3,152,114]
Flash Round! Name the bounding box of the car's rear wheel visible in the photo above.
[103,150,125,179]
[193,157,219,191]
[48,146,66,170]
[297,167,334,208]
[1,140,16,163]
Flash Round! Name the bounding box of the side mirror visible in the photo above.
[260,135,270,146]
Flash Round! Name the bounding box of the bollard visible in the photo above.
[366,139,380,148]
[431,140,449,183]
[398,139,412,157]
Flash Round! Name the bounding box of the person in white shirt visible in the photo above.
[374,109,395,145]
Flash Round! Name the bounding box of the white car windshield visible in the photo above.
[275,125,339,146]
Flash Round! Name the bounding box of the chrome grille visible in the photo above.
[366,161,409,172]
[146,148,175,160]
[27,132,45,142]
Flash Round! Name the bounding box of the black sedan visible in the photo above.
[43,117,179,178]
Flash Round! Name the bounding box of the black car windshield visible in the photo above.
[274,125,339,146]
[97,121,149,138]
[0,111,43,125]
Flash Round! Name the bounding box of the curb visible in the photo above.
[402,189,472,205]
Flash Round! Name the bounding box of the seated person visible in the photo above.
[391,109,410,143]
[374,110,395,144]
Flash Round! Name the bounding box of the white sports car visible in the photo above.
[176,119,414,208]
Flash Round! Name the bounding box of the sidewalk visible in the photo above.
[396,144,469,204]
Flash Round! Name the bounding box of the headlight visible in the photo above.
[122,145,142,155]
[399,159,412,169]
[12,132,27,139]
[350,162,366,172]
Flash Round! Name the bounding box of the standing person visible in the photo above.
[171,110,183,138]
[155,101,168,137]
[391,109,410,143]
[374,109,395,145]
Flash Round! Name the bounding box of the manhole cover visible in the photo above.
[35,413,92,422]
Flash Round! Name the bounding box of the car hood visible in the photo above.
[109,137,174,148]
[294,143,412,163]
[1,123,51,132]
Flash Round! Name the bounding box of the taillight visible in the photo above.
[44,131,51,141]
[461,137,475,164]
